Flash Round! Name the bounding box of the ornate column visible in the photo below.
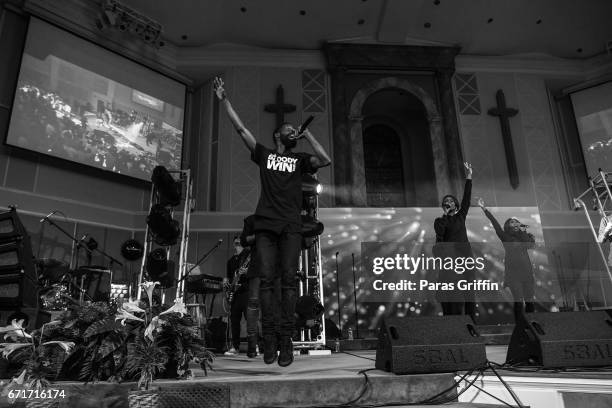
[348,115,367,206]
[329,66,352,206]
[427,114,451,201]
[436,69,464,196]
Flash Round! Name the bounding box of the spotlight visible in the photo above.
[120,239,144,261]
[152,166,181,206]
[147,204,181,246]
[98,0,164,48]
[302,174,322,196]
[146,248,175,288]
[301,214,324,238]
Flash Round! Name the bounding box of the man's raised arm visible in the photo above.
[301,129,331,169]
[213,77,256,152]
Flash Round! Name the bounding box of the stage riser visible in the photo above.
[459,375,612,408]
[10,372,457,408]
[223,374,457,408]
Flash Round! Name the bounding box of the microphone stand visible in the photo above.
[177,240,224,284]
[335,252,342,335]
[41,217,93,268]
[352,253,359,339]
[41,217,94,304]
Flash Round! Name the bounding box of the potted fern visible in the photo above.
[0,281,214,408]
[124,336,168,407]
[0,319,74,408]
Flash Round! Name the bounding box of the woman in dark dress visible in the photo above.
[434,162,476,320]
[477,198,536,321]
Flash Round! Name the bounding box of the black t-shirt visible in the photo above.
[251,143,315,226]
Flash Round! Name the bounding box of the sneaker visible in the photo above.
[263,335,277,364]
[278,336,294,367]
[224,347,238,356]
[247,335,258,358]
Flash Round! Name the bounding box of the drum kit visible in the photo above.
[36,258,112,310]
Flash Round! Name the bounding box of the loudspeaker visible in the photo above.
[506,311,612,368]
[0,241,37,309]
[375,316,486,374]
[0,207,27,243]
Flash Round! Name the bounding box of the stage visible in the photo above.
[6,346,610,408]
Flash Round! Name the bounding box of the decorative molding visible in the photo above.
[454,73,481,115]
[456,54,593,77]
[325,43,460,71]
[177,45,325,69]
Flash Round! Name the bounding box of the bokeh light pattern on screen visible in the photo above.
[318,207,611,333]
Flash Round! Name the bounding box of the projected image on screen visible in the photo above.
[6,18,185,181]
[570,81,612,176]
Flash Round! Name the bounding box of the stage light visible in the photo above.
[146,248,175,288]
[151,166,181,207]
[147,204,181,246]
[98,0,164,47]
[120,239,144,261]
[301,214,324,238]
[302,174,322,196]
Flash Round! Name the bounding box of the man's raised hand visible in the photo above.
[213,77,226,100]
[464,161,473,179]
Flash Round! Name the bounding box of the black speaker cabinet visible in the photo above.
[506,311,612,368]
[0,241,37,309]
[375,315,486,374]
[0,207,27,244]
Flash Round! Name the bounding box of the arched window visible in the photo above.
[363,124,406,207]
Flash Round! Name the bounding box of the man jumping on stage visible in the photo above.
[213,77,331,367]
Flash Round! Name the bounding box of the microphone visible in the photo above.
[297,115,314,135]
[335,251,339,257]
[39,211,56,223]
